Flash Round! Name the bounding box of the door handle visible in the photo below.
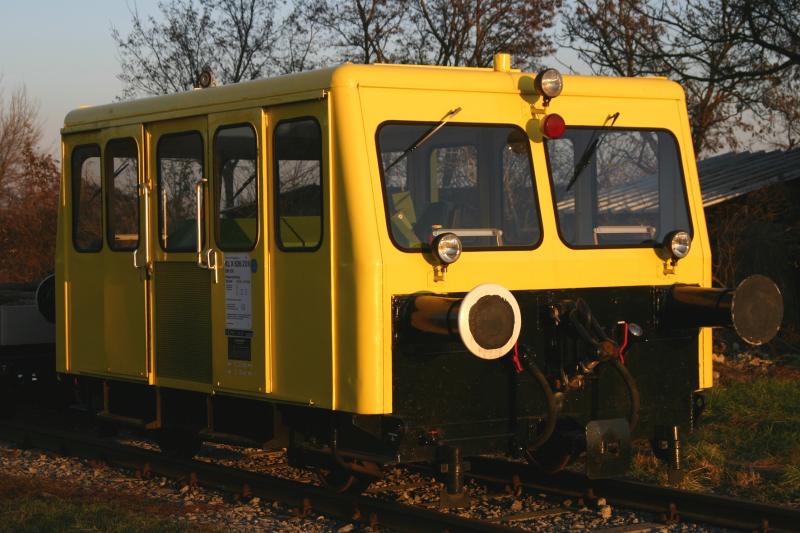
[206,248,219,283]
[194,178,219,283]
[132,182,152,280]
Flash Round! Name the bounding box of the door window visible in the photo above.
[157,132,204,252]
[71,144,102,252]
[106,138,139,251]
[274,118,322,250]
[214,124,258,251]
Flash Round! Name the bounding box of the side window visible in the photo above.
[157,132,204,252]
[215,124,258,251]
[274,118,322,250]
[71,144,102,252]
[106,138,139,251]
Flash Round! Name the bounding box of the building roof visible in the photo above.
[699,148,800,207]
[553,147,800,215]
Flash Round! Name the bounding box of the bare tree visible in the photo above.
[112,0,290,98]
[561,0,666,77]
[292,0,409,64]
[287,0,561,68]
[0,82,59,283]
[0,144,60,284]
[762,80,800,149]
[560,0,772,155]
[0,81,41,199]
[404,0,561,68]
[728,0,799,77]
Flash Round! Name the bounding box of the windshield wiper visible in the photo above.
[384,107,462,171]
[565,111,620,191]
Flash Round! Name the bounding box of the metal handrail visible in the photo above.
[195,178,208,269]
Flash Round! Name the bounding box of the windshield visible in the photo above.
[377,123,541,250]
[546,128,692,247]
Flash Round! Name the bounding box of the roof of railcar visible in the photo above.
[62,63,685,133]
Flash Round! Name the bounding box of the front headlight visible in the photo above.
[535,68,563,99]
[432,232,462,265]
[665,230,691,260]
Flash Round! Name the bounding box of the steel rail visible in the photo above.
[0,420,520,533]
[466,456,800,533]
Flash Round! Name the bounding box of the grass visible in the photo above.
[0,473,215,533]
[629,375,800,504]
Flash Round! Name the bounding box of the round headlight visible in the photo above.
[665,230,691,260]
[432,232,462,265]
[535,68,563,98]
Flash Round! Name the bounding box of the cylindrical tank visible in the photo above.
[664,274,783,345]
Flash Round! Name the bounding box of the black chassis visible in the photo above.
[386,286,700,464]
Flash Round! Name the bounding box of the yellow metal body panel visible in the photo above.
[61,131,105,375]
[99,124,149,380]
[329,81,384,413]
[57,63,713,416]
[146,116,213,392]
[208,108,269,396]
[267,101,333,408]
[60,130,149,381]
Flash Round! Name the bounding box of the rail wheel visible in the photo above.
[317,459,381,495]
[155,428,202,459]
[525,418,584,474]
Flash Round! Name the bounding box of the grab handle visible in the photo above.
[195,178,208,269]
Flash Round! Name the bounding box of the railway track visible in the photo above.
[1,414,798,532]
[463,457,800,533]
[0,418,516,533]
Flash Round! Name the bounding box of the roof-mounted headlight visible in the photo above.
[664,230,691,261]
[534,68,563,103]
[432,232,462,266]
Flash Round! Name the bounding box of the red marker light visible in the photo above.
[542,113,566,139]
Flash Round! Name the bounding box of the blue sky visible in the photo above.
[0,1,581,158]
[0,1,162,154]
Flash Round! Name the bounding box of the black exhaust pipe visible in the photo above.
[664,274,783,345]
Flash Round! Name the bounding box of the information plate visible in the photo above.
[224,254,252,331]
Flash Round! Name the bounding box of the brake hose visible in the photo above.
[514,344,558,450]
[608,358,640,433]
[567,299,641,433]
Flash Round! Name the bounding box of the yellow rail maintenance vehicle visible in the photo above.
[55,54,782,492]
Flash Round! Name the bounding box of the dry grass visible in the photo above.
[628,371,800,505]
[0,472,219,533]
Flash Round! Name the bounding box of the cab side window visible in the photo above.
[72,144,102,252]
[274,118,322,250]
[215,124,258,251]
[106,138,139,251]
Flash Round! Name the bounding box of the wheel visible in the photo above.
[317,460,381,495]
[525,418,584,474]
[155,428,202,459]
